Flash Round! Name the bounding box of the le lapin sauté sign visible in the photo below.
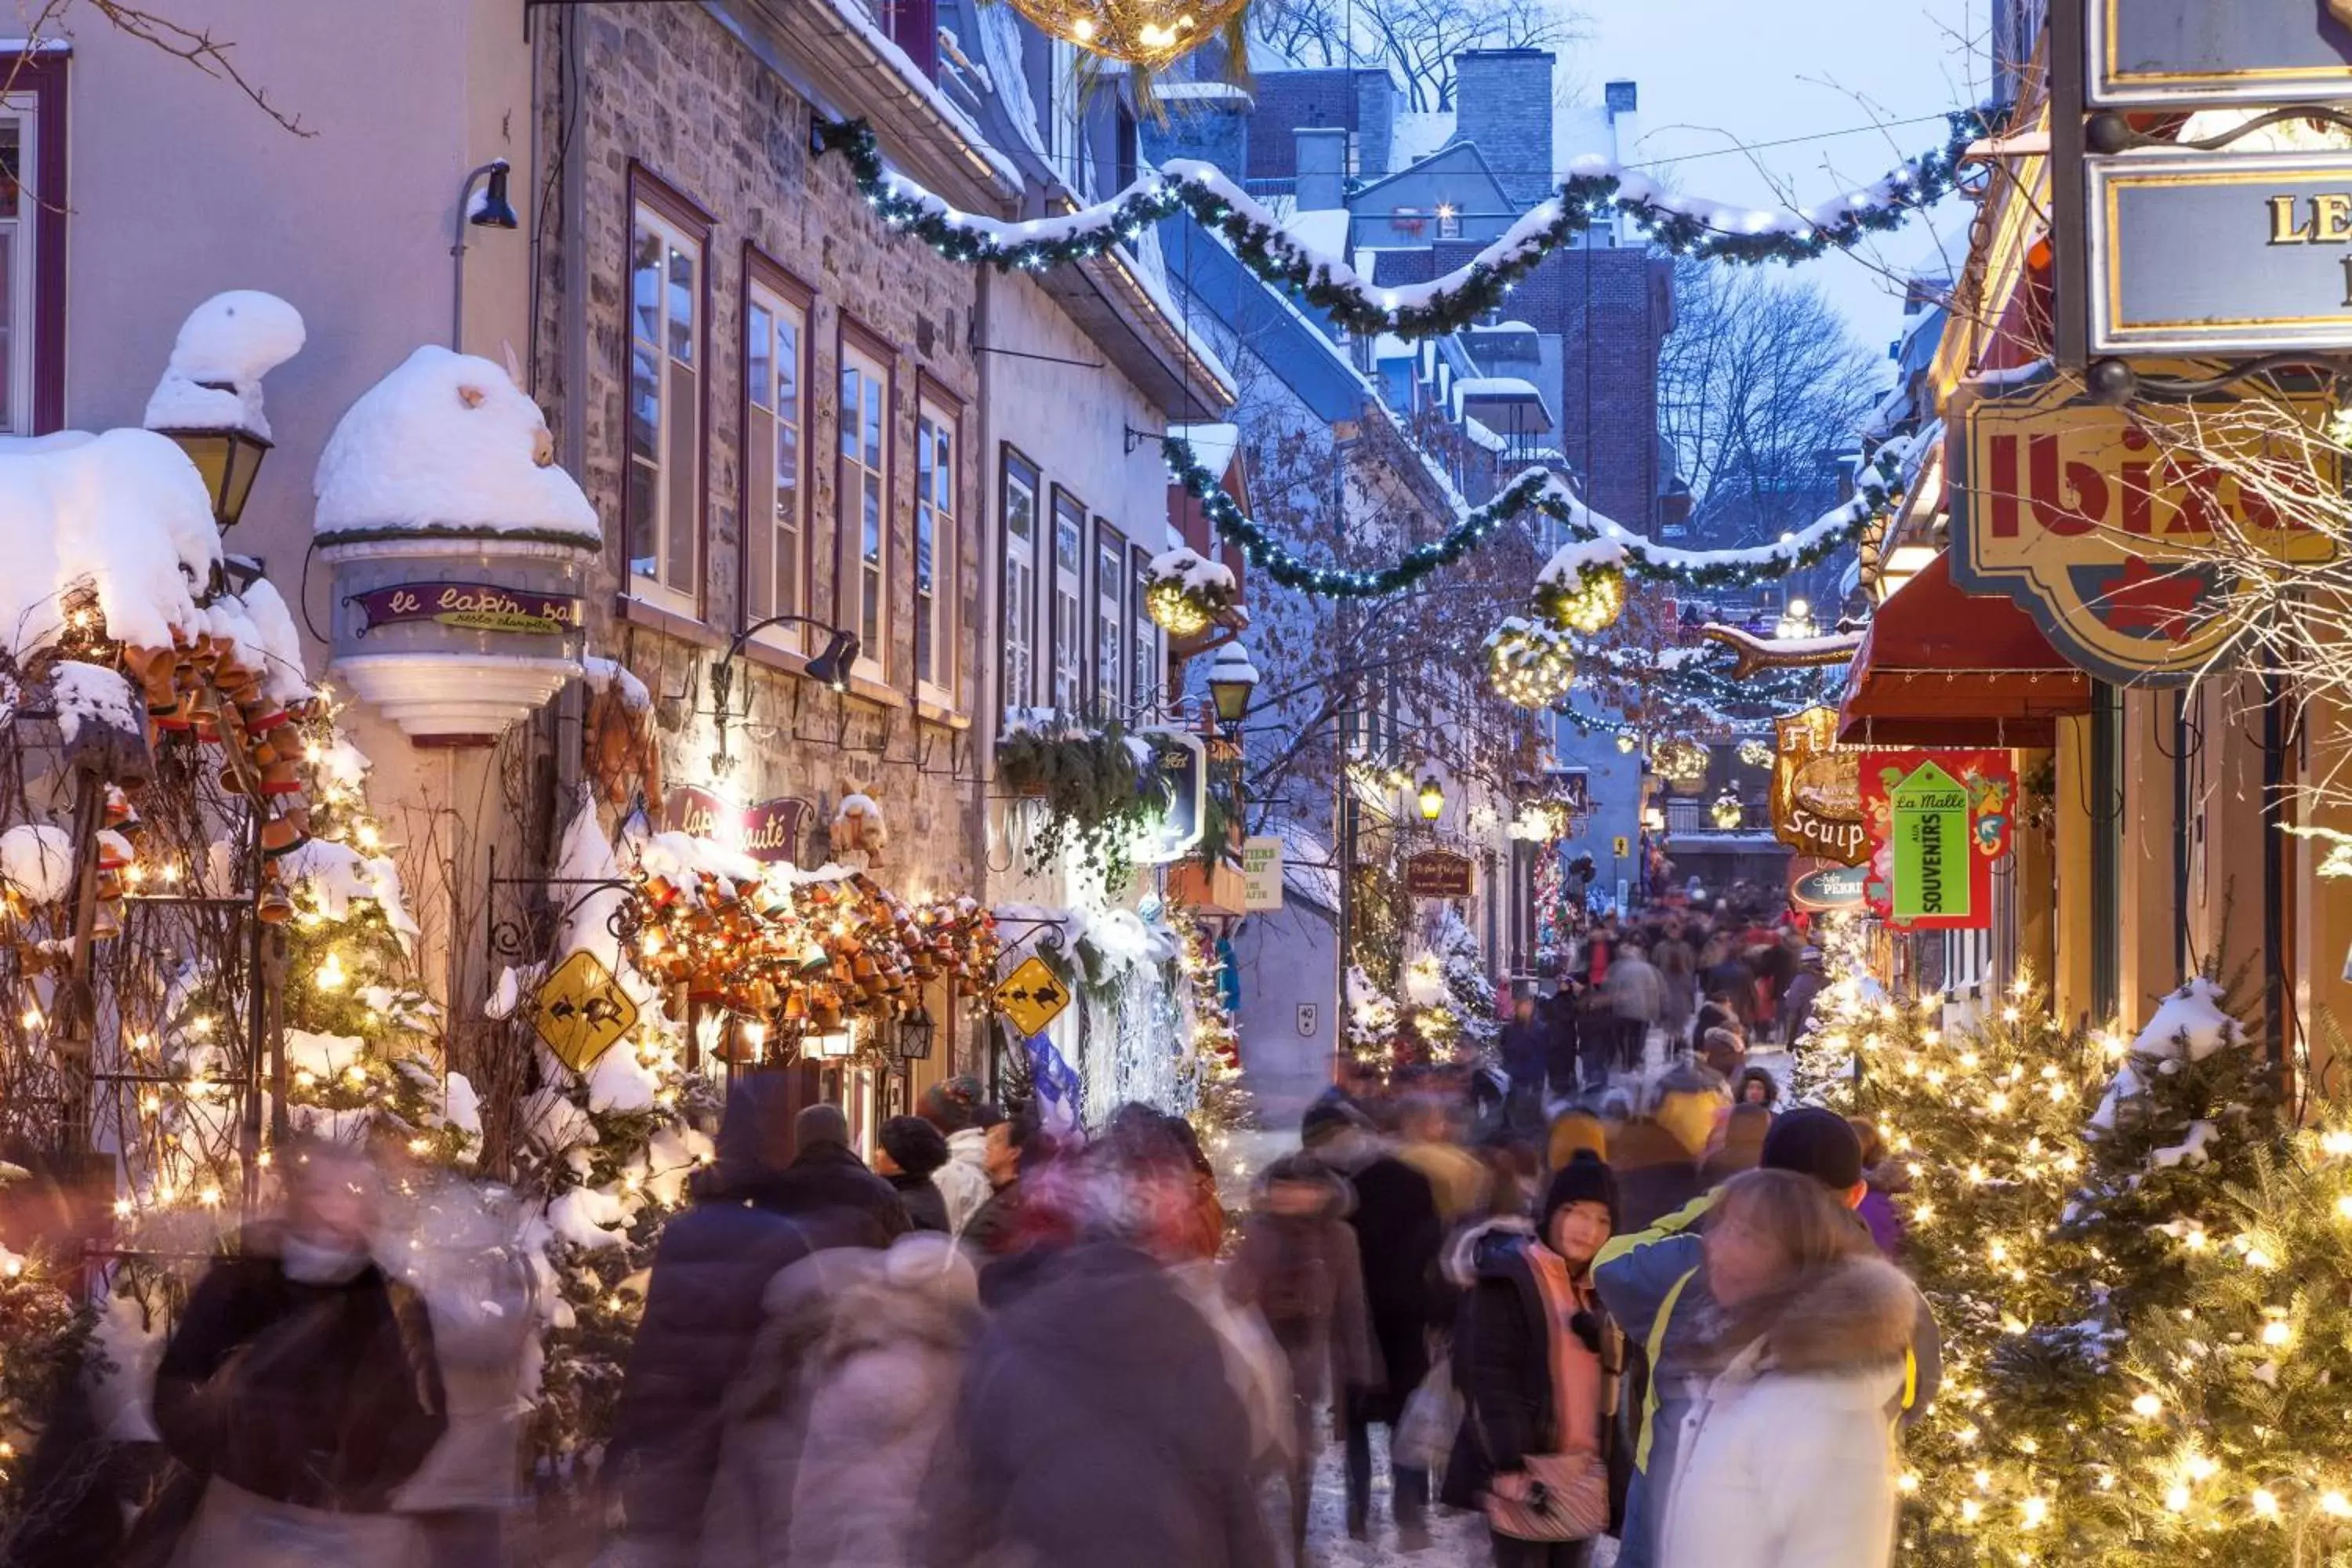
[348,582,583,637]
[1951,368,2337,683]
[663,786,813,865]
[2082,1,2352,353]
[1859,750,2016,931]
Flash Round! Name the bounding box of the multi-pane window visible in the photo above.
[838,339,890,681]
[915,401,957,704]
[743,279,805,647]
[1001,453,1040,717]
[1094,523,1126,715]
[1051,490,1085,713]
[627,201,703,609]
[1129,543,1159,715]
[0,111,27,434]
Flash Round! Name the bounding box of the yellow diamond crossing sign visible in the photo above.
[535,949,640,1073]
[993,956,1071,1038]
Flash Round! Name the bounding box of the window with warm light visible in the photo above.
[627,198,705,612]
[837,336,891,681]
[743,274,807,650]
[1001,451,1040,717]
[915,399,957,707]
[1093,521,1127,715]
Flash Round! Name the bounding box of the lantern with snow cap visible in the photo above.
[143,291,306,533]
[313,346,600,745]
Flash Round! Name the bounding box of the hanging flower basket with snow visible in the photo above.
[312,347,601,745]
[1534,539,1628,634]
[1143,548,1238,637]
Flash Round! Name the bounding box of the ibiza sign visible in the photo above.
[1951,368,2338,684]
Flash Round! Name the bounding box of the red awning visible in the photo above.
[1838,551,2090,746]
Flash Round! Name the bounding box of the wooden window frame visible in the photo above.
[834,313,896,687]
[740,248,815,659]
[1047,485,1087,716]
[913,384,961,712]
[1129,540,1160,717]
[1091,517,1127,717]
[622,165,714,620]
[0,52,65,436]
[999,445,1042,721]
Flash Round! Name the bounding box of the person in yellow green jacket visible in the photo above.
[1592,1108,1941,1568]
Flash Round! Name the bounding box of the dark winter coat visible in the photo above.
[1499,1019,1551,1090]
[605,1077,887,1556]
[1780,968,1825,1046]
[779,1142,914,1247]
[888,1170,952,1233]
[1439,1219,1617,1512]
[151,1226,445,1515]
[1224,1175,1374,1407]
[1609,1118,1708,1236]
[1333,1145,1446,1421]
[927,1242,1279,1568]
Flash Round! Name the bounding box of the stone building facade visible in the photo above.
[533,0,1010,1123]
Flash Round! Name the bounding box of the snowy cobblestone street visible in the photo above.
[1290,1426,1619,1566]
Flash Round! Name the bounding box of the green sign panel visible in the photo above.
[1888,762,1972,923]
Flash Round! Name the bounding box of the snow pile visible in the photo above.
[632,826,765,895]
[1402,953,1449,1007]
[545,1186,628,1250]
[0,824,73,903]
[314,346,601,544]
[285,1029,365,1080]
[1149,546,1237,597]
[553,787,630,973]
[140,291,306,440]
[586,1041,660,1114]
[0,428,217,654]
[279,836,420,939]
[1536,536,1628,586]
[2089,978,2245,1135]
[233,579,314,705]
[50,662,141,747]
[1168,422,1240,479]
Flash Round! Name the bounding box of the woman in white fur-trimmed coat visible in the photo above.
[1656,1168,1915,1568]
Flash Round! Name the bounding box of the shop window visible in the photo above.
[1093,521,1127,714]
[1051,488,1085,712]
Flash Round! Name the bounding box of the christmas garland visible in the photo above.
[813,110,1988,340]
[1163,430,1915,598]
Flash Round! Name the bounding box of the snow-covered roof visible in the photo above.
[1280,206,1351,264]
[1158,81,1253,107]
[1455,375,1544,401]
[1272,819,1339,913]
[314,346,601,544]
[1171,421,1241,478]
[1472,319,1537,334]
[1461,417,1508,455]
[812,0,1021,189]
[1389,111,1457,169]
[1370,332,1413,361]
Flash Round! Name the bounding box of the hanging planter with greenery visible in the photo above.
[995,716,1173,890]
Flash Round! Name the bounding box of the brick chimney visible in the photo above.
[1455,49,1555,205]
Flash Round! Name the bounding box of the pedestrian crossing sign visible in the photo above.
[1613,835,1630,858]
[993,956,1071,1037]
[535,949,640,1073]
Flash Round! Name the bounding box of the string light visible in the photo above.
[1483,619,1577,707]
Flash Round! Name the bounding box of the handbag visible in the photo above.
[1392,1355,1462,1472]
[1483,1448,1611,1542]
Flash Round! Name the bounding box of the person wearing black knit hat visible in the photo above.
[1441,1149,1624,1566]
[874,1114,952,1232]
[1593,1103,1940,1568]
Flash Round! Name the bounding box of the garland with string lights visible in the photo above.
[813,110,1989,340]
[1163,432,1913,599]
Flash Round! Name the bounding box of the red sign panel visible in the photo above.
[1858,750,2016,931]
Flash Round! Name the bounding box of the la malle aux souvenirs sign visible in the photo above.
[1951,368,2338,683]
[1859,750,2016,931]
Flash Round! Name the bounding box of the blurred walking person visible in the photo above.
[1651,924,1697,1048]
[148,1140,445,1568]
[876,1114,953,1232]
[1443,1151,1623,1568]
[1226,1154,1375,1566]
[1656,1170,1915,1568]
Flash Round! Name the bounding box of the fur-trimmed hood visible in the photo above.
[1711,1255,1920,1377]
[1442,1214,1533,1289]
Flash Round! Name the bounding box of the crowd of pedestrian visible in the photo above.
[16,888,1931,1568]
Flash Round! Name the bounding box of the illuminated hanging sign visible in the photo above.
[1859,750,2016,931]
[347,581,583,637]
[2088,0,2352,106]
[1951,368,2338,684]
[662,786,815,864]
[1404,849,1475,898]
[1132,731,1206,866]
[1771,706,1867,866]
[1787,856,1868,913]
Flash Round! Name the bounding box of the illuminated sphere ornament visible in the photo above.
[1536,557,1628,634]
[1737,737,1774,768]
[1616,728,1642,755]
[1653,738,1708,784]
[1144,546,1236,637]
[1483,618,1577,709]
[1014,0,1250,69]
[1710,790,1744,829]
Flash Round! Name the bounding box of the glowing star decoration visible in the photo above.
[1010,0,1247,69]
[1483,618,1577,708]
